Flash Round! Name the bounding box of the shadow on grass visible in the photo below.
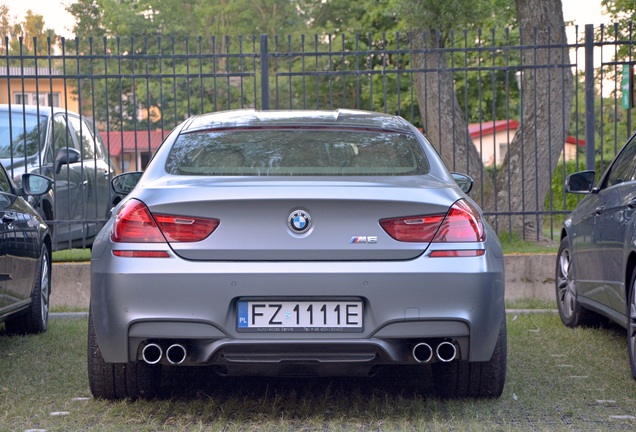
[157,364,436,401]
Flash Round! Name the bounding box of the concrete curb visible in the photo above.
[51,254,558,309]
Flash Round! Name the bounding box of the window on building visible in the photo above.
[14,92,61,107]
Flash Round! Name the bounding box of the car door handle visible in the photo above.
[595,205,605,214]
[628,198,636,208]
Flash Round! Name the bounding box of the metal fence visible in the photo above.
[1,24,635,248]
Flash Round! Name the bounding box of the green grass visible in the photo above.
[52,248,92,262]
[498,231,559,255]
[506,298,557,310]
[2,313,636,431]
[501,241,558,255]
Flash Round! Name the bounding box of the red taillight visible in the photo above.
[113,250,170,258]
[379,200,484,243]
[112,199,219,243]
[153,214,219,242]
[429,250,485,257]
[379,214,445,242]
[432,200,484,243]
[112,200,166,243]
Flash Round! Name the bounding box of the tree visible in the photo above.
[399,0,574,240]
[452,28,521,124]
[0,5,11,40]
[67,0,107,39]
[66,0,309,130]
[602,0,636,23]
[285,1,414,115]
[482,0,574,239]
[0,8,56,59]
[22,10,46,51]
[397,0,516,206]
[300,0,401,35]
[599,0,636,140]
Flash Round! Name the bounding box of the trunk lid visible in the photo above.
[138,176,462,261]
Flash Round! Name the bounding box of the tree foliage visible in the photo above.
[69,0,306,38]
[6,0,630,242]
[602,0,636,22]
[0,7,56,57]
[397,0,515,43]
[61,0,415,130]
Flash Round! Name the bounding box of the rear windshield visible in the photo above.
[165,129,429,176]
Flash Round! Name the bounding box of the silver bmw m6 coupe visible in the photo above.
[88,109,506,399]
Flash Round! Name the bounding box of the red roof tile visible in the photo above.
[468,119,519,138]
[100,130,166,157]
[468,119,585,146]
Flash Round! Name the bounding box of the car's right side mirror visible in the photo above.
[22,173,53,196]
[451,172,474,194]
[565,170,596,194]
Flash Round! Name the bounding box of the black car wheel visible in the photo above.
[5,243,51,335]
[432,311,507,398]
[555,236,603,328]
[87,308,161,400]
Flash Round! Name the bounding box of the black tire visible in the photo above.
[5,243,51,335]
[555,236,605,328]
[87,308,161,400]
[432,312,507,399]
[628,268,636,380]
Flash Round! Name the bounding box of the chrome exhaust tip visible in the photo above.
[436,341,457,362]
[141,343,163,364]
[166,344,187,365]
[412,342,434,363]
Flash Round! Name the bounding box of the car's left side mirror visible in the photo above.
[452,173,474,194]
[112,171,143,195]
[55,147,82,174]
[21,173,53,196]
[565,170,596,194]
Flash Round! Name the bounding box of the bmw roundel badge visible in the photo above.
[288,210,311,234]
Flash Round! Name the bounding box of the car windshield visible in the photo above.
[0,111,47,159]
[165,128,429,176]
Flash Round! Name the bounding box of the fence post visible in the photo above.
[585,24,596,171]
[260,34,270,110]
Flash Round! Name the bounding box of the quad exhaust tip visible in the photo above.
[436,341,457,362]
[141,342,188,365]
[141,343,163,364]
[412,343,434,363]
[166,344,187,365]
[413,341,457,363]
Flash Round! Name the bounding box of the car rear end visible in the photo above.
[89,109,505,398]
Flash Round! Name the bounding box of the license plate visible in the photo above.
[237,300,363,332]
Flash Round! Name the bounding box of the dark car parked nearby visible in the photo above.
[0,164,54,335]
[0,105,116,248]
[557,130,636,378]
[89,109,506,400]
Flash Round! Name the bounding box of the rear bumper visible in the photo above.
[91,247,505,368]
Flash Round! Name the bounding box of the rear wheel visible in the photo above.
[628,268,636,379]
[5,243,51,335]
[431,312,507,398]
[555,236,604,327]
[87,309,161,399]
